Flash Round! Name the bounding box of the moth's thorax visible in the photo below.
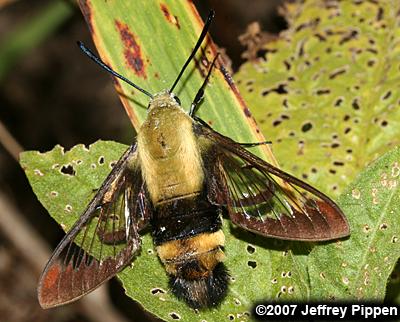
[137,91,204,204]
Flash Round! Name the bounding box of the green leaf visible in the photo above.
[20,141,127,232]
[308,146,400,300]
[235,0,400,197]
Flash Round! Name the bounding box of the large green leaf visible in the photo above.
[236,0,400,197]
[308,146,400,300]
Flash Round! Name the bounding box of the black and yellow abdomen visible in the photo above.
[137,99,229,308]
[153,194,228,308]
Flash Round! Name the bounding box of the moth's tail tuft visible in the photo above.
[169,262,229,309]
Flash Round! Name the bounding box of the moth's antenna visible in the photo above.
[169,10,215,94]
[78,41,153,99]
[189,54,219,117]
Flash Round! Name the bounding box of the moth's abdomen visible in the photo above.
[157,230,229,308]
[153,195,229,308]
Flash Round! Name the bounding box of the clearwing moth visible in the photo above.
[38,10,349,310]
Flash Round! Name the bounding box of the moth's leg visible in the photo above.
[189,54,219,117]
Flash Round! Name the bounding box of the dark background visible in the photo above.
[0,1,285,321]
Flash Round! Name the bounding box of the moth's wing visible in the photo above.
[38,144,152,308]
[200,127,350,241]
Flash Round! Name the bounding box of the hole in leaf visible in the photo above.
[315,89,331,95]
[261,84,288,96]
[151,288,166,295]
[283,99,289,108]
[98,156,105,165]
[248,260,257,269]
[352,99,360,110]
[228,314,235,320]
[60,165,75,176]
[281,114,290,120]
[169,312,181,320]
[329,68,346,79]
[246,245,255,254]
[301,122,313,132]
[333,161,344,166]
[283,60,291,70]
[273,120,282,127]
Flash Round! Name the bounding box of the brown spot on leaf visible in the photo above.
[78,0,94,34]
[160,3,180,29]
[115,20,147,78]
[244,107,252,117]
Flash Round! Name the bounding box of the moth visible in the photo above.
[38,11,349,309]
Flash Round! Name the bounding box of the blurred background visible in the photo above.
[0,0,285,321]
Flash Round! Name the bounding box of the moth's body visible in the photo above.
[137,91,228,308]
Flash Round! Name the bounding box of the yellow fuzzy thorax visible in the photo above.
[136,91,204,204]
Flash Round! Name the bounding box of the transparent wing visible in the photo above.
[201,127,350,241]
[38,144,151,308]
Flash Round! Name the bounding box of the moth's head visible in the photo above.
[148,90,182,111]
